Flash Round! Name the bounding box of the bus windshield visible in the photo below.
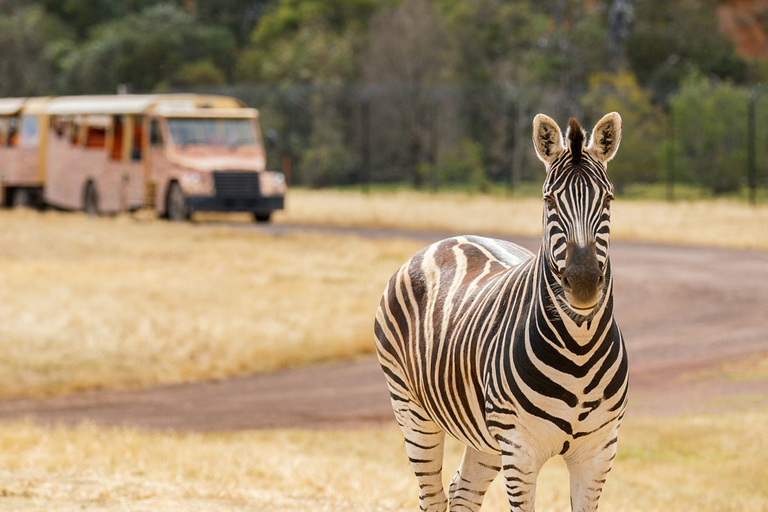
[167,117,257,148]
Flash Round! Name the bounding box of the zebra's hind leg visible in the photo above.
[448,446,501,511]
[392,399,448,512]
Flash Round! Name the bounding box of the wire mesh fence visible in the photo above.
[200,81,768,202]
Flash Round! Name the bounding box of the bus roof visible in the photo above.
[46,94,246,116]
[159,107,258,119]
[46,95,160,115]
[20,97,53,115]
[0,98,27,116]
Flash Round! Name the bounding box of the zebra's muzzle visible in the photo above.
[561,241,605,309]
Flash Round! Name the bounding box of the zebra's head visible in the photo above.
[532,112,622,312]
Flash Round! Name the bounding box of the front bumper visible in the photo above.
[187,194,284,214]
[185,171,285,214]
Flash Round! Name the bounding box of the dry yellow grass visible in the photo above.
[277,189,768,250]
[1,194,767,510]
[695,352,768,382]
[1,411,767,511]
[0,208,423,398]
[2,188,768,398]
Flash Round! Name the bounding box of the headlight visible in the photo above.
[182,173,201,186]
[272,172,286,187]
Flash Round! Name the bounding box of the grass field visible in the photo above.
[2,189,768,399]
[0,208,424,399]
[1,411,767,511]
[1,190,768,511]
[277,188,768,250]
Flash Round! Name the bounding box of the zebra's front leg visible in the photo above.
[392,399,449,511]
[448,446,501,511]
[499,437,546,512]
[564,433,619,512]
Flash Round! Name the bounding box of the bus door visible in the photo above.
[0,114,20,205]
[107,114,145,212]
[146,116,167,211]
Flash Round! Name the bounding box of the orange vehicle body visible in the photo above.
[0,94,286,221]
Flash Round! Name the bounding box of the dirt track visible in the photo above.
[2,226,768,431]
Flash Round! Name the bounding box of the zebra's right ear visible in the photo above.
[588,112,622,163]
[532,114,564,166]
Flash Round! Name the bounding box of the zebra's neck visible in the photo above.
[534,248,614,349]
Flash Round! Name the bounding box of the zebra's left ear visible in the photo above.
[588,112,622,164]
[532,114,564,166]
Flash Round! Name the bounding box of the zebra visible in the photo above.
[374,112,628,512]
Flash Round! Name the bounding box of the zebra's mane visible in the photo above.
[566,118,585,165]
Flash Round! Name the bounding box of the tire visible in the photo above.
[254,212,272,223]
[12,189,30,209]
[84,181,99,216]
[166,181,189,222]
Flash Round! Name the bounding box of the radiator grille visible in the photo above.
[213,171,261,198]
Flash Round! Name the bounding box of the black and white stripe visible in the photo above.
[375,112,628,512]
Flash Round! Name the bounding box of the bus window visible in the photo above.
[70,121,79,145]
[111,116,123,160]
[132,115,143,161]
[150,118,163,147]
[7,118,18,146]
[19,115,38,148]
[167,117,256,147]
[52,118,65,138]
[86,126,106,148]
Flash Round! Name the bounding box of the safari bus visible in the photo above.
[0,94,286,222]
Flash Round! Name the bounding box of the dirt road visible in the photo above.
[2,226,768,430]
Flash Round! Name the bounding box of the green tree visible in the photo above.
[439,138,488,192]
[236,18,356,84]
[628,0,748,96]
[359,0,458,187]
[670,72,751,194]
[581,71,665,193]
[40,0,175,40]
[191,0,276,47]
[170,59,227,88]
[235,0,382,84]
[0,5,73,96]
[436,0,549,84]
[59,3,235,93]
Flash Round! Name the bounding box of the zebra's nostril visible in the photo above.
[562,275,572,291]
[596,274,605,289]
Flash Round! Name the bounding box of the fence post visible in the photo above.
[666,104,675,202]
[748,85,767,205]
[360,86,375,193]
[428,93,439,193]
[281,89,297,186]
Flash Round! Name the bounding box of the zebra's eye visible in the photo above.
[544,195,556,208]
[603,194,614,207]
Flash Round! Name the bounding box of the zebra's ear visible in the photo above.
[588,112,622,163]
[532,114,564,166]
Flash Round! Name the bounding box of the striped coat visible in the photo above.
[375,113,628,512]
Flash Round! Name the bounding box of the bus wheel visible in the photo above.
[12,189,30,208]
[84,182,99,216]
[166,182,189,222]
[253,212,272,223]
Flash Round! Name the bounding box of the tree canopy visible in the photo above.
[0,0,765,195]
[0,0,757,96]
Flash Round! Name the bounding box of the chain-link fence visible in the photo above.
[200,81,768,202]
